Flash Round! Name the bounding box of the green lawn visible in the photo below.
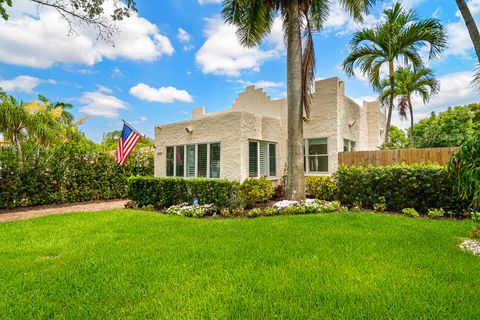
[0,210,478,319]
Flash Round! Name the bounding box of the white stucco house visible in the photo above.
[154,77,386,182]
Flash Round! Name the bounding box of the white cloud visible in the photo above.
[96,85,113,94]
[177,28,192,43]
[0,0,174,68]
[198,0,222,5]
[233,79,284,89]
[79,90,128,118]
[129,83,193,103]
[196,17,283,76]
[0,75,55,93]
[322,1,379,36]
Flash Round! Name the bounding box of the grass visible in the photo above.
[0,210,478,319]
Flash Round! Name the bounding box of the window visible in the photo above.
[305,138,328,173]
[343,139,356,152]
[210,143,220,178]
[249,141,276,178]
[166,143,220,178]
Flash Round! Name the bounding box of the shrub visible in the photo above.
[0,143,153,209]
[335,165,469,213]
[143,204,156,211]
[306,176,337,200]
[239,177,275,207]
[262,207,279,216]
[427,208,445,219]
[468,212,480,239]
[220,208,232,218]
[127,176,241,209]
[373,197,387,212]
[247,208,263,218]
[164,203,213,218]
[447,131,480,211]
[402,208,419,218]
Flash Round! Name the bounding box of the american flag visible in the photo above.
[115,121,142,166]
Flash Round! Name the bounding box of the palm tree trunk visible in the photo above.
[455,0,480,63]
[408,96,414,145]
[285,0,305,200]
[385,60,395,143]
[14,133,22,159]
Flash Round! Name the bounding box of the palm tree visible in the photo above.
[455,0,480,64]
[342,2,446,143]
[0,96,31,158]
[223,0,374,200]
[378,66,440,144]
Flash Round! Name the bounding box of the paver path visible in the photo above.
[0,200,126,223]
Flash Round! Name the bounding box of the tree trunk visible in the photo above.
[14,133,22,159]
[385,60,395,143]
[456,0,480,63]
[285,0,305,200]
[408,96,415,145]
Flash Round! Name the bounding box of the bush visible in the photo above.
[306,176,337,200]
[127,176,241,209]
[334,165,469,213]
[239,177,275,207]
[262,207,279,216]
[247,208,263,218]
[427,208,445,219]
[402,208,419,218]
[0,143,153,209]
[469,212,480,239]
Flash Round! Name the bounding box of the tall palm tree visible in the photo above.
[378,66,439,144]
[223,0,374,200]
[342,2,446,143]
[455,0,480,64]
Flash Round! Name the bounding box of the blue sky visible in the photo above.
[0,0,479,141]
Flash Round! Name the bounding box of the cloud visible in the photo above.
[79,90,128,118]
[129,83,193,103]
[233,79,284,89]
[0,0,174,68]
[196,17,283,76]
[177,28,192,43]
[322,1,379,36]
[0,75,55,93]
[198,0,222,5]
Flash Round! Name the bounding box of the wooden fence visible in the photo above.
[338,147,460,167]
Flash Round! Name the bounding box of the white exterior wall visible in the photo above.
[154,77,385,181]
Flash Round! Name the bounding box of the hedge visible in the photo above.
[334,165,470,213]
[0,143,153,209]
[127,176,242,209]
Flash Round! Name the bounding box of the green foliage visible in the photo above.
[335,165,469,213]
[164,204,213,218]
[447,131,480,210]
[412,106,475,148]
[306,176,337,200]
[380,125,409,149]
[247,208,263,218]
[469,212,480,239]
[427,208,445,219]
[402,208,419,217]
[262,207,279,216]
[0,0,12,20]
[220,208,232,218]
[0,142,153,209]
[373,197,387,212]
[239,177,275,207]
[127,176,242,210]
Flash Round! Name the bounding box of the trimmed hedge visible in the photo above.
[127,176,242,209]
[334,165,470,213]
[306,176,337,200]
[0,143,153,209]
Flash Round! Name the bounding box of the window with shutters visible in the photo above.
[304,138,328,173]
[166,143,220,178]
[343,139,356,152]
[248,140,277,178]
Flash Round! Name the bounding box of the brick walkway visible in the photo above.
[0,200,126,223]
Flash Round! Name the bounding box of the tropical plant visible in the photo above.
[0,96,31,158]
[342,2,446,143]
[447,130,480,211]
[101,130,153,151]
[223,0,375,200]
[378,66,439,143]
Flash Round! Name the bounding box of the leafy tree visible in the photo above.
[380,125,409,149]
[223,0,375,200]
[101,130,153,151]
[411,106,475,148]
[343,2,446,143]
[378,66,439,143]
[0,0,136,40]
[0,96,31,158]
